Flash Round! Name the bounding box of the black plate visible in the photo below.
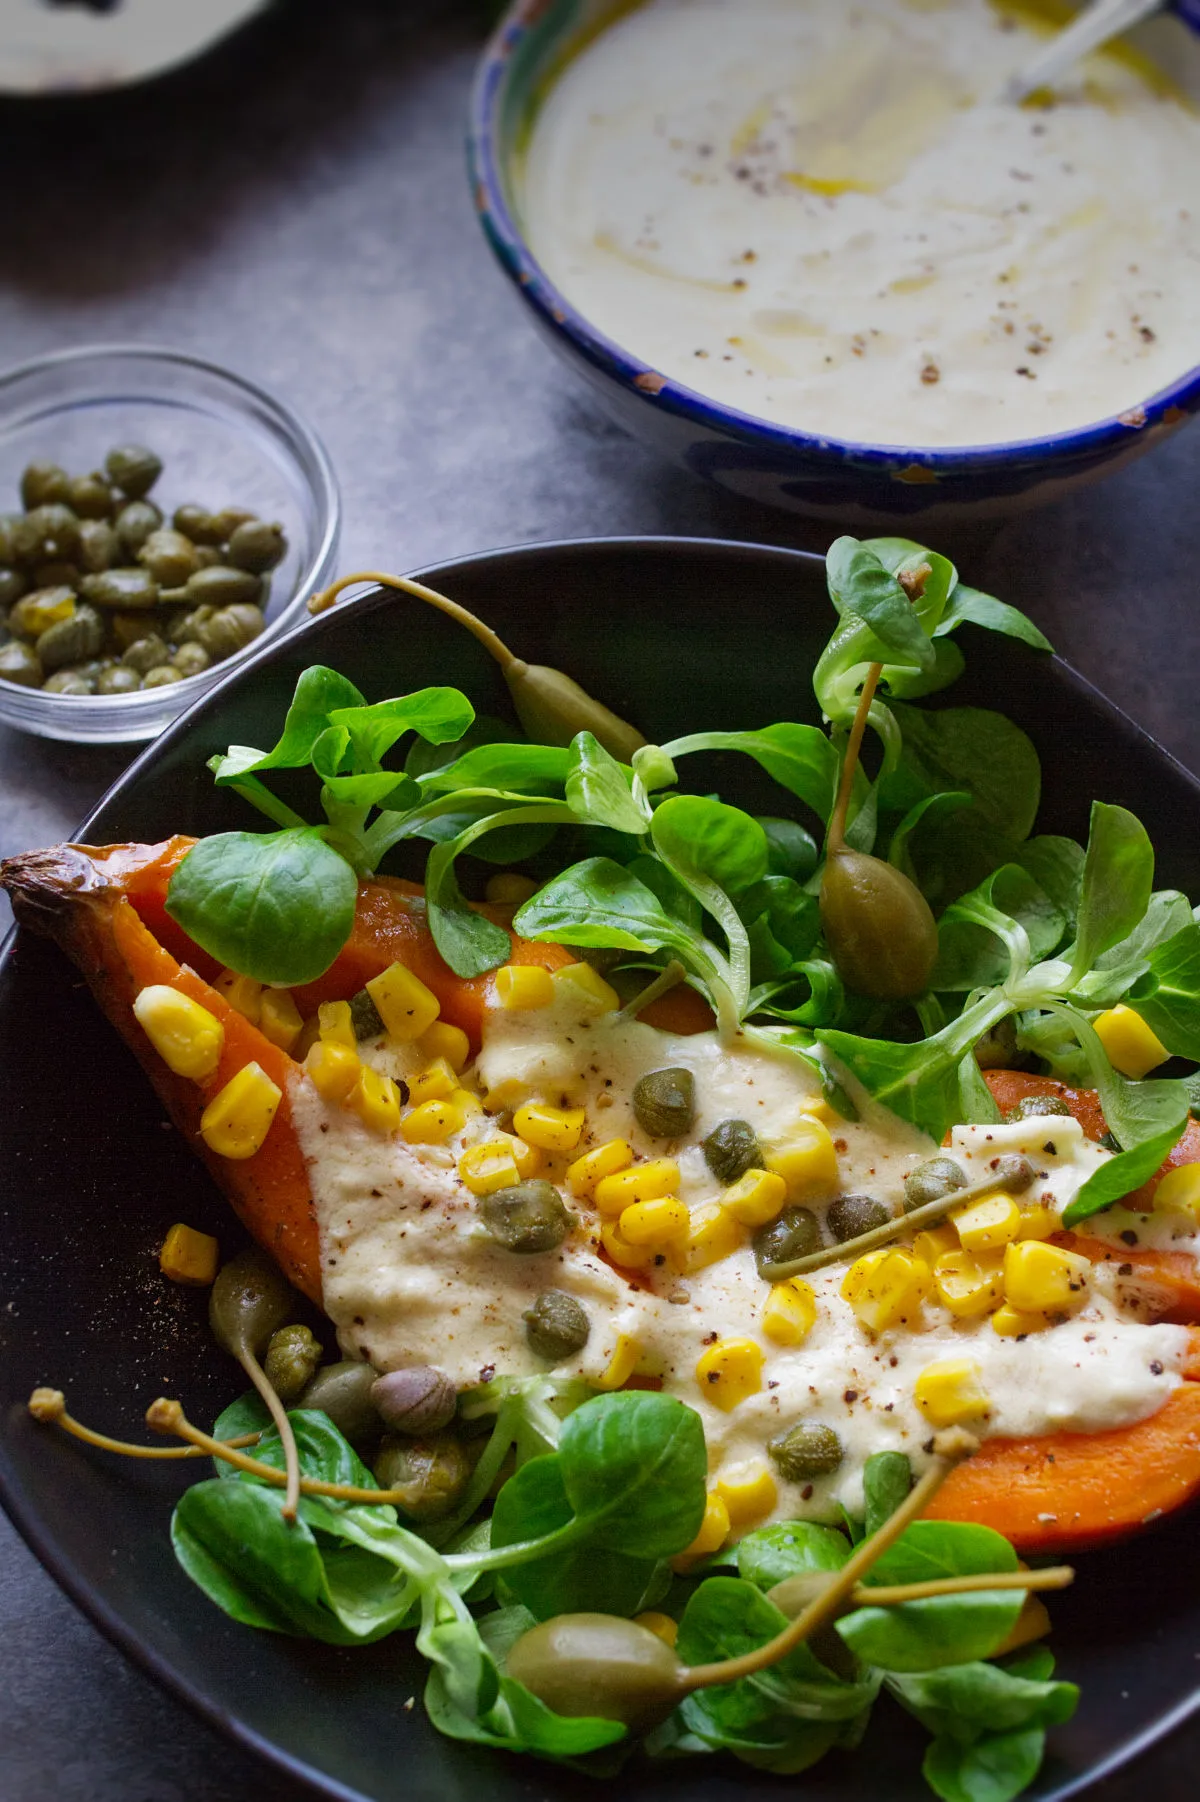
[2,537,1199,1802]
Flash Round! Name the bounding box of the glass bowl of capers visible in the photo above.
[0,345,340,743]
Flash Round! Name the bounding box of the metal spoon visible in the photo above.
[1003,0,1165,105]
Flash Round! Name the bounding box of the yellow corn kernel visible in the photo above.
[347,1066,403,1135]
[213,968,263,1025]
[1154,1163,1200,1222]
[634,1612,678,1648]
[514,1101,587,1153]
[401,1096,467,1145]
[200,1062,281,1160]
[318,999,356,1048]
[458,1139,520,1195]
[840,1249,889,1305]
[366,962,441,1040]
[682,1201,745,1273]
[509,1135,543,1178]
[1093,1004,1169,1080]
[594,1158,680,1217]
[600,1217,658,1269]
[1004,1240,1092,1314]
[417,1021,470,1073]
[551,960,620,1013]
[676,1492,731,1562]
[914,1360,991,1429]
[132,985,224,1081]
[843,1248,928,1333]
[799,1096,837,1125]
[764,1118,840,1199]
[159,1223,220,1287]
[695,1337,764,1412]
[480,1076,534,1113]
[258,988,303,1054]
[952,1192,1023,1253]
[408,1059,459,1105]
[932,1249,1005,1320]
[991,1302,1054,1337]
[1016,1202,1060,1241]
[293,1014,322,1062]
[594,1332,641,1389]
[449,1086,484,1119]
[304,1039,361,1104]
[566,1138,633,1198]
[721,1168,788,1227]
[762,1278,818,1346]
[619,1196,690,1250]
[485,871,539,906]
[912,1223,960,1266]
[715,1461,778,1529]
[495,964,555,1011]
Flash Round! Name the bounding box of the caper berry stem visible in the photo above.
[308,569,514,663]
[237,1341,304,1521]
[826,661,883,856]
[771,1566,1073,1617]
[616,959,687,1022]
[27,1387,262,1459]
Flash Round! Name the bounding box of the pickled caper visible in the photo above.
[37,604,105,673]
[991,1153,1037,1193]
[524,1289,590,1360]
[478,1181,575,1253]
[227,518,287,573]
[43,669,93,695]
[80,568,160,610]
[138,527,200,587]
[209,1248,294,1360]
[903,1157,968,1211]
[95,664,141,696]
[109,609,159,650]
[171,641,211,679]
[14,504,81,568]
[20,461,69,510]
[209,505,257,541]
[632,1066,695,1138]
[263,1323,323,1402]
[32,561,81,591]
[194,602,265,660]
[0,568,27,609]
[349,987,385,1041]
[141,664,183,689]
[66,472,114,519]
[372,1433,472,1521]
[298,1359,381,1443]
[768,1422,844,1481]
[8,586,76,640]
[174,603,215,644]
[0,641,43,687]
[121,633,171,674]
[183,565,262,608]
[753,1205,821,1279]
[703,1118,763,1185]
[105,444,162,499]
[820,848,939,1001]
[194,545,223,569]
[77,519,120,574]
[506,1615,685,1733]
[827,1194,890,1242]
[115,500,164,556]
[371,1366,457,1434]
[1003,1094,1072,1125]
[172,503,222,544]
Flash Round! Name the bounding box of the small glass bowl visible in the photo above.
[0,345,340,743]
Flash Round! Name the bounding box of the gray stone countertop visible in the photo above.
[0,2,1196,1796]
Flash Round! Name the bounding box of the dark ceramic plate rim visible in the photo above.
[2,535,1199,1801]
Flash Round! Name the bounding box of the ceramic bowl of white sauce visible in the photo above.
[469,0,1200,522]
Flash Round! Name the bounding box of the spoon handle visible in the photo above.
[1003,0,1164,104]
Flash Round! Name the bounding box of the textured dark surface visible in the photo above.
[0,2,1198,1798]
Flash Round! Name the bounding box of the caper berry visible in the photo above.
[138,527,200,588]
[14,504,81,569]
[524,1289,590,1361]
[263,1323,323,1402]
[753,1204,821,1278]
[973,1015,1021,1070]
[171,641,211,679]
[37,604,105,673]
[208,1248,294,1360]
[827,1193,890,1242]
[373,1433,472,1520]
[115,500,164,556]
[121,633,171,674]
[95,664,141,695]
[43,669,94,695]
[172,503,223,544]
[80,568,160,611]
[0,641,43,687]
[903,1157,968,1211]
[20,461,69,509]
[371,1366,457,1434]
[77,519,120,574]
[820,848,938,1000]
[349,987,385,1040]
[226,518,287,573]
[632,1066,696,1138]
[105,444,162,499]
[703,1117,763,1185]
[9,586,76,640]
[0,568,28,609]
[141,664,183,689]
[478,1181,575,1254]
[183,565,263,609]
[299,1359,381,1444]
[506,1614,685,1734]
[66,472,114,519]
[768,1423,844,1482]
[1003,1094,1072,1124]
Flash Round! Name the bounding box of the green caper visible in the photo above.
[141,664,183,689]
[32,561,81,591]
[827,1193,890,1242]
[372,1433,472,1520]
[632,1066,696,1138]
[98,662,144,697]
[208,1248,295,1360]
[1003,1094,1072,1125]
[80,568,160,610]
[703,1118,763,1185]
[183,565,263,608]
[0,568,28,609]
[105,444,162,499]
[768,1423,844,1482]
[115,500,164,556]
[108,609,158,650]
[194,603,266,662]
[172,503,223,544]
[226,518,287,573]
[0,641,43,687]
[171,641,211,679]
[8,586,76,640]
[194,545,223,569]
[973,1015,1021,1070]
[0,514,21,564]
[506,1614,685,1733]
[209,505,257,541]
[43,669,94,695]
[263,1323,323,1402]
[14,504,81,569]
[66,472,114,519]
[349,987,385,1040]
[524,1289,590,1361]
[903,1157,968,1211]
[37,604,105,674]
[121,633,170,674]
[20,461,69,509]
[298,1358,381,1443]
[990,1153,1037,1193]
[174,603,215,644]
[753,1205,821,1279]
[760,816,819,881]
[478,1181,575,1254]
[77,520,120,574]
[820,848,938,1000]
[137,527,200,588]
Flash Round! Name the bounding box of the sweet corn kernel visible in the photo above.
[551,960,620,1013]
[764,1118,840,1199]
[449,1086,484,1119]
[408,1059,459,1105]
[213,968,263,1025]
[566,1138,633,1198]
[417,1021,470,1073]
[1093,1004,1169,1080]
[844,1248,928,1333]
[1154,1163,1200,1222]
[508,1135,543,1178]
[762,1278,818,1346]
[933,1249,1005,1320]
[799,1096,837,1125]
[991,1302,1054,1337]
[676,1493,731,1562]
[619,1196,690,1249]
[401,1096,467,1145]
[480,1076,533,1114]
[494,964,555,1010]
[912,1224,960,1266]
[200,1062,281,1159]
[514,1101,587,1153]
[721,1168,788,1227]
[458,1140,521,1195]
[594,1332,641,1389]
[634,1612,678,1648]
[318,999,356,1048]
[347,1066,403,1135]
[715,1461,778,1528]
[594,1158,680,1217]
[304,1039,361,1105]
[159,1222,219,1286]
[1016,1202,1060,1241]
[366,962,441,1040]
[695,1337,764,1412]
[952,1192,1023,1253]
[914,1360,991,1429]
[132,985,224,1081]
[485,871,539,906]
[258,988,303,1054]
[682,1201,745,1273]
[600,1217,658,1270]
[1004,1240,1092,1314]
[840,1249,890,1305]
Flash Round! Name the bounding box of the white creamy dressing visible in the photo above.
[290,991,1190,1524]
[517,0,1200,445]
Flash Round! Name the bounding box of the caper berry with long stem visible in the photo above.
[208,1249,302,1518]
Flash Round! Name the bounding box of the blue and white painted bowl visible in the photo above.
[468,0,1200,524]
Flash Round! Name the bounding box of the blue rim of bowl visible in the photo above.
[467,0,1200,478]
